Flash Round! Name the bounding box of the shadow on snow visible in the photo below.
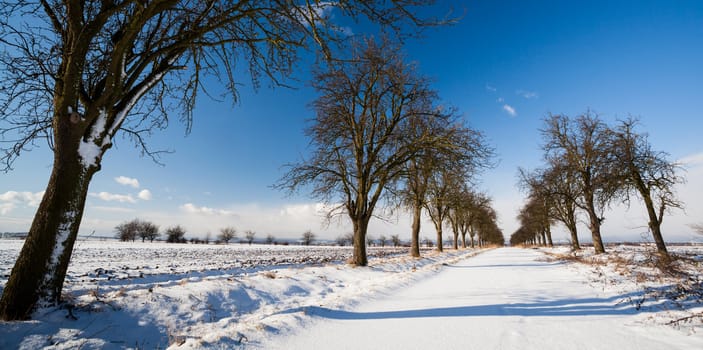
[277,286,700,320]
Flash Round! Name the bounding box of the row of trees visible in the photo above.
[114,217,494,248]
[512,112,684,262]
[277,38,502,266]
[0,0,468,321]
[115,220,262,244]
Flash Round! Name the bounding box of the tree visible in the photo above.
[115,219,139,242]
[218,226,237,244]
[541,112,618,254]
[277,38,467,266]
[336,233,353,246]
[390,234,402,247]
[265,234,276,245]
[244,230,256,245]
[165,225,186,243]
[425,170,467,252]
[517,195,553,247]
[471,204,499,247]
[138,220,160,242]
[301,230,315,246]
[607,118,684,261]
[0,0,446,320]
[399,106,494,257]
[520,162,582,250]
[378,235,388,247]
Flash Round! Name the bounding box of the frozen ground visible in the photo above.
[0,241,701,349]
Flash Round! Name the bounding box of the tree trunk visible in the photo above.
[566,221,580,250]
[352,217,370,266]
[409,202,422,258]
[461,231,467,249]
[584,190,606,254]
[545,226,554,247]
[435,225,443,252]
[0,149,96,320]
[641,192,670,262]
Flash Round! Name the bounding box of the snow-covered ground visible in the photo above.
[0,240,471,349]
[1,240,701,349]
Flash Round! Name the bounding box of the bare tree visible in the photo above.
[425,170,460,252]
[301,230,315,246]
[390,234,402,247]
[244,230,256,245]
[400,115,493,256]
[115,219,139,242]
[218,226,237,244]
[277,38,465,266]
[517,195,553,247]
[541,112,617,254]
[378,235,388,247]
[165,225,186,243]
[336,232,353,246]
[265,234,276,245]
[519,155,583,250]
[138,220,160,242]
[0,0,448,320]
[607,118,684,261]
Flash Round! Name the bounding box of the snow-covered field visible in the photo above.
[1,240,702,349]
[0,239,472,349]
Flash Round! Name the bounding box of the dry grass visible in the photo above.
[542,244,703,329]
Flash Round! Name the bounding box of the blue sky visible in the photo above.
[2,1,702,243]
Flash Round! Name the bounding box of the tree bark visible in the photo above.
[352,217,370,266]
[584,189,606,254]
[641,192,670,261]
[409,203,422,257]
[545,226,554,247]
[0,145,96,320]
[566,219,580,250]
[435,225,443,252]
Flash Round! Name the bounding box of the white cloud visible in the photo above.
[180,203,238,216]
[679,151,703,168]
[1,202,15,215]
[91,206,136,213]
[516,89,539,99]
[502,104,517,117]
[91,192,136,203]
[138,189,152,201]
[115,176,140,188]
[485,84,497,92]
[0,190,44,207]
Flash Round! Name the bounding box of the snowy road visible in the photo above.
[261,248,703,350]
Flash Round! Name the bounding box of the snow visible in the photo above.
[263,247,703,350]
[1,241,701,349]
[108,70,166,138]
[78,110,108,168]
[45,211,76,276]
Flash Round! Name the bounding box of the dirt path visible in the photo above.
[260,248,702,350]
